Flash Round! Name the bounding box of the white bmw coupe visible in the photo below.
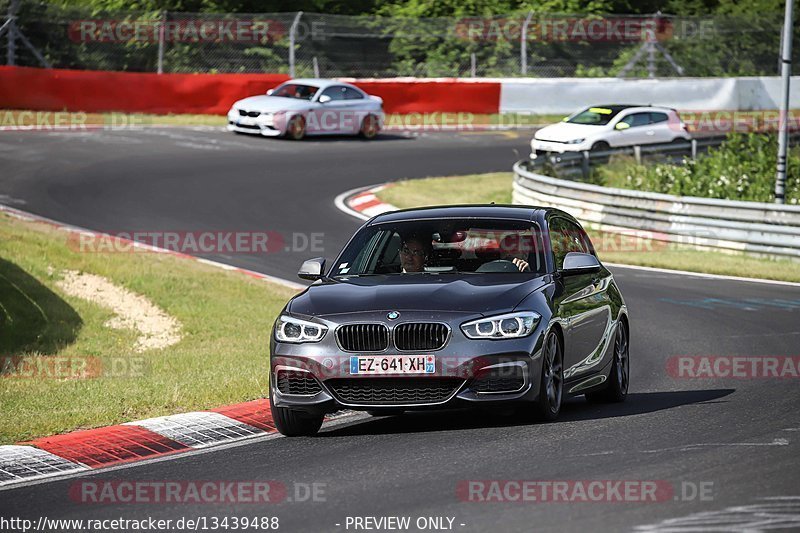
[227,78,384,140]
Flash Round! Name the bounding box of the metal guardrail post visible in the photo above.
[581,151,590,181]
[775,0,794,204]
[157,11,166,74]
[289,11,303,78]
[6,0,17,66]
[470,53,476,78]
[3,0,50,68]
[634,145,642,164]
[691,139,698,159]
[520,11,533,75]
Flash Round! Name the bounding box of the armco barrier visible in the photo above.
[0,66,501,115]
[499,76,800,114]
[2,67,797,116]
[0,66,290,115]
[512,160,800,259]
[344,79,500,114]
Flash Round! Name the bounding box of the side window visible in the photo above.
[549,217,591,270]
[620,112,651,128]
[650,112,668,124]
[343,87,364,100]
[319,86,347,101]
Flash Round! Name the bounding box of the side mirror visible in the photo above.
[266,89,274,96]
[318,95,332,104]
[615,122,630,131]
[298,257,326,281]
[561,252,601,275]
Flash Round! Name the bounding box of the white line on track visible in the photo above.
[605,262,800,288]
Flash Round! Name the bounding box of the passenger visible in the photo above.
[399,235,432,273]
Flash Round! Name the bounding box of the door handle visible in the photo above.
[646,130,655,135]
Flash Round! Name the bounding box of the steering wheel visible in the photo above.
[475,260,520,273]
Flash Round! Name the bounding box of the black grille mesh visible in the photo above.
[336,324,389,352]
[394,323,448,351]
[327,378,462,405]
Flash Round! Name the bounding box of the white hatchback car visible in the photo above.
[227,78,384,140]
[531,105,689,158]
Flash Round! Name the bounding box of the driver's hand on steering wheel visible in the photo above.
[511,258,530,272]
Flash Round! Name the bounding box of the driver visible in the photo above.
[500,234,532,272]
[399,235,432,273]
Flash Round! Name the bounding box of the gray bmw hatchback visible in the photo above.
[270,205,629,436]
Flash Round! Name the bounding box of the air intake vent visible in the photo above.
[394,323,449,351]
[326,378,462,405]
[276,370,322,396]
[470,366,526,393]
[336,324,389,352]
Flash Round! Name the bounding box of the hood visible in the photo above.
[535,122,606,142]
[288,274,549,317]
[232,95,312,113]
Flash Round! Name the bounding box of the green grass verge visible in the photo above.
[378,172,514,208]
[0,212,298,444]
[375,173,800,283]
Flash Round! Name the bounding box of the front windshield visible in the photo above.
[566,106,625,126]
[332,219,546,277]
[270,83,319,100]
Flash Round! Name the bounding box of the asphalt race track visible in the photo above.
[1,127,799,532]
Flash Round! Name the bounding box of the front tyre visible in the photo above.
[285,115,306,140]
[534,330,564,421]
[586,320,629,403]
[270,398,323,436]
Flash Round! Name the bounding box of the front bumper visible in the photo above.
[270,313,545,414]
[530,138,589,157]
[226,110,285,137]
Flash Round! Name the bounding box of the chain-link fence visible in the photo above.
[0,1,794,78]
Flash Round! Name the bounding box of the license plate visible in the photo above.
[349,355,435,375]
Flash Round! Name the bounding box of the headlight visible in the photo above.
[565,138,585,144]
[461,311,540,340]
[275,315,327,343]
